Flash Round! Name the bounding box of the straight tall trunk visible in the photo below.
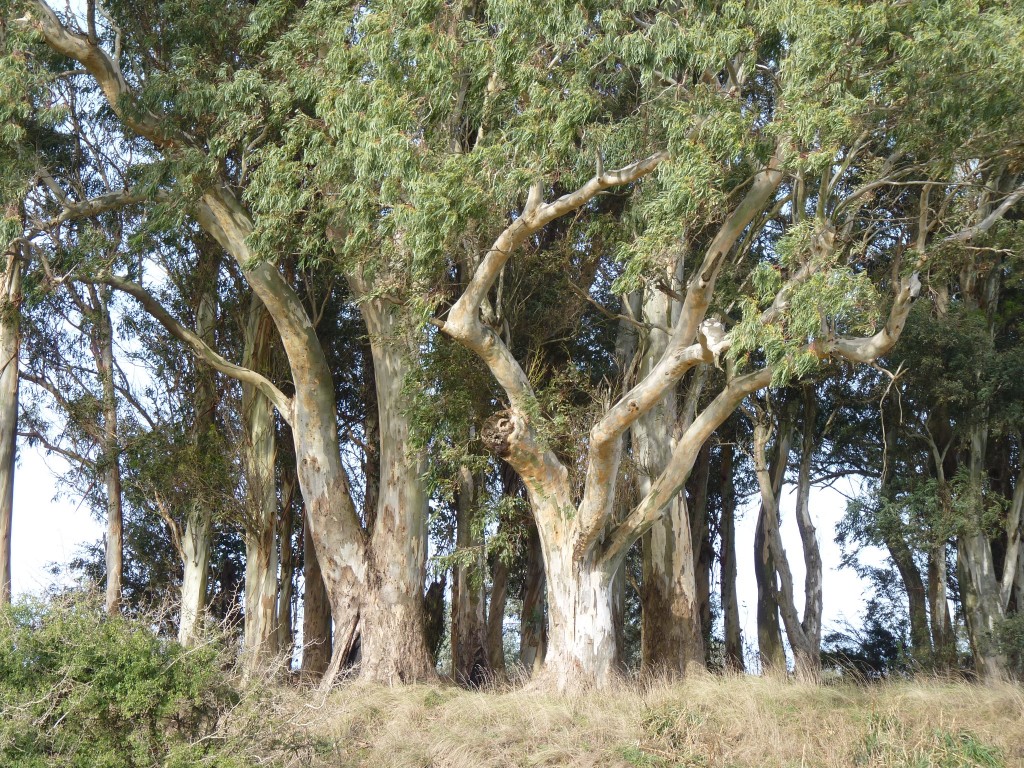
[720,442,744,672]
[277,472,297,661]
[451,465,489,685]
[634,279,704,676]
[928,544,955,670]
[486,555,509,674]
[690,444,714,656]
[89,291,124,616]
[241,297,281,671]
[958,424,1007,680]
[0,252,21,606]
[178,254,219,646]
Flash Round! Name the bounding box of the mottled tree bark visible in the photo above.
[519,521,548,674]
[754,419,790,674]
[0,252,21,606]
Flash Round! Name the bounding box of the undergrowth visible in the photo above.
[2,594,1021,767]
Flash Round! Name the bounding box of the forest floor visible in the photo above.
[253,673,1024,768]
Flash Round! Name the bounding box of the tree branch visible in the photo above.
[97,273,295,424]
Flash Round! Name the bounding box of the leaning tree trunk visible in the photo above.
[753,418,820,681]
[451,465,489,685]
[241,297,281,672]
[0,252,21,606]
[754,419,791,674]
[791,388,823,680]
[720,441,744,672]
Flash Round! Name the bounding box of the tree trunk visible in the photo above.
[690,443,714,658]
[958,424,1007,680]
[277,471,297,663]
[753,418,820,682]
[354,294,435,682]
[720,442,744,672]
[241,297,280,672]
[178,257,219,646]
[634,279,704,676]
[927,544,955,670]
[792,388,823,679]
[540,525,618,689]
[0,253,21,606]
[300,510,333,680]
[519,520,547,674]
[754,419,790,674]
[487,555,509,674]
[91,292,123,616]
[451,465,489,685]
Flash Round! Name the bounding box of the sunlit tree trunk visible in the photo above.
[241,297,281,671]
[0,251,21,606]
[178,255,219,646]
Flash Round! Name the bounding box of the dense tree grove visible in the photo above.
[0,0,1022,689]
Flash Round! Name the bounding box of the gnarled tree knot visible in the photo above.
[481,410,516,458]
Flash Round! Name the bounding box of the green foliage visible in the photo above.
[994,613,1024,680]
[0,593,254,768]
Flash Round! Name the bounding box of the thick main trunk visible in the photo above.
[633,277,705,677]
[451,466,489,685]
[541,541,619,690]
[0,254,21,606]
[356,296,434,682]
[178,264,218,645]
[241,298,280,671]
[720,442,744,672]
[959,425,1007,681]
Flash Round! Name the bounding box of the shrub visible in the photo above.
[0,592,249,767]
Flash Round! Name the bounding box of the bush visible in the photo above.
[0,592,250,767]
[995,612,1024,679]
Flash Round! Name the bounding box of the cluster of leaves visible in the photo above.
[0,592,261,768]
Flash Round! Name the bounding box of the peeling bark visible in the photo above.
[300,510,333,680]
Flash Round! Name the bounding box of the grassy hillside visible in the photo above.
[264,675,1024,768]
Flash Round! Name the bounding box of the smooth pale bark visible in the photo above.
[92,293,124,616]
[451,465,489,685]
[178,257,219,646]
[277,480,296,660]
[241,297,281,671]
[351,289,435,682]
[519,521,548,674]
[754,420,790,674]
[958,424,1008,680]
[300,510,333,680]
[719,442,744,672]
[0,253,21,606]
[927,544,955,669]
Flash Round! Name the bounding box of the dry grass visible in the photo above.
[255,673,1024,767]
